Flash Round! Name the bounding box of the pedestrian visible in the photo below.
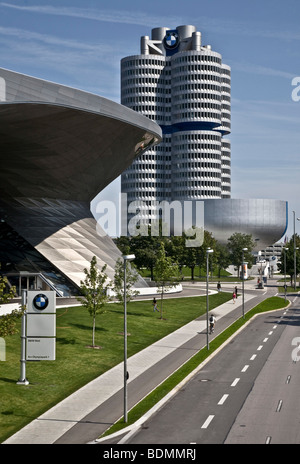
[232,291,236,303]
[217,281,221,292]
[235,286,238,298]
[152,297,159,312]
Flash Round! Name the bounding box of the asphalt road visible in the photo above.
[125,293,300,444]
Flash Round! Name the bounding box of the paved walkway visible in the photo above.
[4,281,272,444]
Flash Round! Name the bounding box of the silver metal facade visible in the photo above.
[204,199,288,250]
[121,25,231,224]
[0,68,162,293]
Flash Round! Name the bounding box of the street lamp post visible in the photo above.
[293,211,296,291]
[242,248,248,319]
[206,248,214,350]
[284,247,288,301]
[296,217,300,290]
[122,254,135,423]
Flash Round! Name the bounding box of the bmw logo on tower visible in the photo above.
[163,30,179,49]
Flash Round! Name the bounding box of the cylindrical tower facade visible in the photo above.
[121,25,231,224]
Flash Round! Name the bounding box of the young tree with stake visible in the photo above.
[77,256,110,348]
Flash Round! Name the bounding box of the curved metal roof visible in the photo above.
[0,68,162,292]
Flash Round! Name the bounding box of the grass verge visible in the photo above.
[277,285,300,293]
[100,296,289,439]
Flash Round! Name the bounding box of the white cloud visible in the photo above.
[230,61,295,80]
[0,3,180,27]
[0,25,116,54]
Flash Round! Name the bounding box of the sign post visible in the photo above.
[17,290,56,385]
[17,290,29,385]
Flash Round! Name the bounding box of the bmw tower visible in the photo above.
[121,25,231,224]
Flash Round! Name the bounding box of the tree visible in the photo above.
[214,242,231,278]
[115,234,163,281]
[184,246,199,280]
[227,233,255,277]
[278,235,300,286]
[131,235,161,281]
[153,243,180,319]
[113,257,140,305]
[77,256,111,348]
[0,272,21,338]
[166,235,186,276]
[197,230,217,277]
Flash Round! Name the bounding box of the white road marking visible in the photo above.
[231,378,240,387]
[241,365,249,372]
[263,338,268,342]
[266,436,272,444]
[218,394,229,405]
[250,354,257,361]
[201,415,214,429]
[257,345,263,351]
[276,400,283,412]
[268,331,273,335]
[273,325,277,329]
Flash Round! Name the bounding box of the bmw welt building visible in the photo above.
[120,25,288,249]
[0,68,162,296]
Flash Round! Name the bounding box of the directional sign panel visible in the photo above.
[26,337,56,361]
[26,291,56,361]
[26,314,56,337]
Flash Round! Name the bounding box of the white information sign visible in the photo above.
[26,291,56,361]
[26,314,56,337]
[26,337,56,361]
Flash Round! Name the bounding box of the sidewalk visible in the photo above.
[4,286,260,444]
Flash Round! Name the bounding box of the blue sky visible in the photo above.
[0,0,300,238]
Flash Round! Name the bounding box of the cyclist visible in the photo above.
[209,314,216,334]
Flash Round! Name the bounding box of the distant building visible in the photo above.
[121,25,231,224]
[120,25,288,249]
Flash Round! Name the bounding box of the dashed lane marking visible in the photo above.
[218,394,229,405]
[201,415,214,429]
[231,378,240,387]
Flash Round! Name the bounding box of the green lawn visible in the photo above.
[277,285,300,293]
[139,266,233,280]
[0,292,231,443]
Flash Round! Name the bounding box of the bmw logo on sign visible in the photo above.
[164,30,179,50]
[33,294,49,311]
